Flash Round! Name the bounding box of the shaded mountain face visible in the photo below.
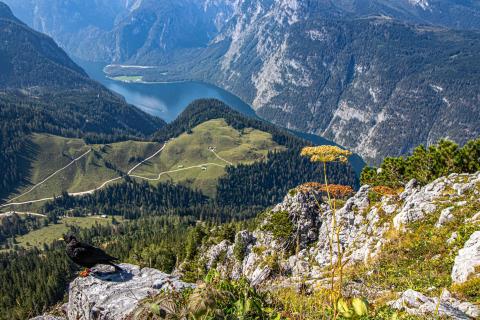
[0,13,87,88]
[0,1,164,136]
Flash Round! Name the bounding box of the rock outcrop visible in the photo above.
[394,172,480,229]
[33,264,193,320]
[196,171,480,319]
[451,231,480,284]
[389,289,479,319]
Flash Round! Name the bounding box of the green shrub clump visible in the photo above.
[261,211,294,241]
[361,139,480,187]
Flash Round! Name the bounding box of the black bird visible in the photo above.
[62,234,122,276]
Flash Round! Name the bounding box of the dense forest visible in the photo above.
[361,139,480,187]
[217,148,358,207]
[41,181,208,219]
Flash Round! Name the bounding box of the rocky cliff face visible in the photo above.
[201,0,480,164]
[104,0,480,165]
[31,264,194,320]
[194,172,480,319]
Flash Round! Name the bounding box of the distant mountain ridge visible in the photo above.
[2,0,236,63]
[3,0,479,64]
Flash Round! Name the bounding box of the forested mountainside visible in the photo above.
[0,3,164,198]
[0,1,164,134]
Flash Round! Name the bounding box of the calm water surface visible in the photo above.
[78,60,256,122]
[77,60,365,173]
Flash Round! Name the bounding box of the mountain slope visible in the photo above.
[0,1,164,134]
[4,0,480,64]
[0,2,164,198]
[114,1,480,164]
[1,99,358,213]
[3,0,236,63]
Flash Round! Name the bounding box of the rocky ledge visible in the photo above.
[193,172,480,319]
[32,264,194,320]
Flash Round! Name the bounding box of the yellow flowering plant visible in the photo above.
[301,146,352,163]
[300,145,352,319]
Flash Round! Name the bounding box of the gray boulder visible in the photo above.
[389,289,479,319]
[66,264,193,320]
[436,207,455,228]
[452,231,480,284]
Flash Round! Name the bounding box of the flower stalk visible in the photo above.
[300,145,352,319]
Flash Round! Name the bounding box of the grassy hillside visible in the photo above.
[132,118,285,196]
[9,216,124,250]
[1,119,284,209]
[2,133,162,208]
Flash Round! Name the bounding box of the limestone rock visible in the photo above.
[30,316,66,320]
[436,206,455,228]
[67,264,193,320]
[271,190,323,249]
[465,212,480,223]
[452,231,480,284]
[314,185,389,267]
[205,240,231,269]
[389,289,478,319]
[394,173,480,229]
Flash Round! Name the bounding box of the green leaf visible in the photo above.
[352,297,368,316]
[149,303,161,315]
[337,298,353,318]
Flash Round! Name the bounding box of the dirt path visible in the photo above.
[7,149,92,203]
[128,143,167,175]
[210,149,233,166]
[130,162,226,181]
[0,211,46,218]
[1,141,235,209]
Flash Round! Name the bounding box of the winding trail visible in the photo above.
[0,211,46,218]
[0,141,234,209]
[128,143,167,175]
[210,149,233,166]
[7,149,92,203]
[130,163,226,181]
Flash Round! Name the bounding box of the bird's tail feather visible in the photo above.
[107,261,123,272]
